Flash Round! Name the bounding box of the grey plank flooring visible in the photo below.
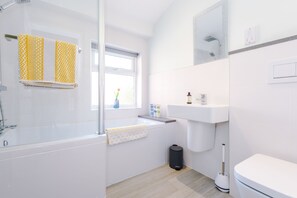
[107,165,233,198]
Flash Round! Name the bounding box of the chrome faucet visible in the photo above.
[196,93,207,105]
[0,85,17,134]
[201,94,207,105]
[0,85,7,91]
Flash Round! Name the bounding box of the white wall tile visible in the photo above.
[0,2,99,128]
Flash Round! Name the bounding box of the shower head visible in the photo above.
[204,36,218,42]
[0,0,30,13]
[16,0,31,3]
[209,52,215,57]
[204,35,222,47]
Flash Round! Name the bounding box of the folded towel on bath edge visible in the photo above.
[106,124,148,145]
[18,34,78,89]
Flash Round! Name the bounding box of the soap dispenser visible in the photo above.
[187,92,192,104]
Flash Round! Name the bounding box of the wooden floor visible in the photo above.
[107,165,233,198]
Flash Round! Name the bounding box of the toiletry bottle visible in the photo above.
[155,105,161,117]
[187,92,192,104]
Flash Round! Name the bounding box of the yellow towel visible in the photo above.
[18,34,78,89]
[55,41,76,83]
[18,34,44,81]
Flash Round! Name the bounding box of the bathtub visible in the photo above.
[0,123,106,198]
[0,122,99,147]
[105,117,165,129]
[106,117,176,186]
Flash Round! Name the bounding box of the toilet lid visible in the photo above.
[234,154,297,198]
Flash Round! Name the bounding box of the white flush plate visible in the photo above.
[268,57,297,84]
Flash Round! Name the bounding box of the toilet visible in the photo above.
[234,154,297,198]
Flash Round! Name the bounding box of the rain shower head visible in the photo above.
[0,0,30,13]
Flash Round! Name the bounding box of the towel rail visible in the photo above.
[4,34,82,53]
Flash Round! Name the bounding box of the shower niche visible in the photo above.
[193,0,228,65]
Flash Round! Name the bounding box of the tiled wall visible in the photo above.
[0,1,98,128]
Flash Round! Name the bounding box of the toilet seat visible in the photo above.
[234,154,297,198]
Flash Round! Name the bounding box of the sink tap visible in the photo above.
[201,94,207,105]
[196,94,207,105]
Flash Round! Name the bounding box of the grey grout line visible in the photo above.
[229,35,297,55]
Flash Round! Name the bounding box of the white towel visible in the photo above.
[43,38,55,82]
[106,124,148,145]
[19,35,78,89]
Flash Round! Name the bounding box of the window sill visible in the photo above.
[91,106,141,111]
[105,107,141,110]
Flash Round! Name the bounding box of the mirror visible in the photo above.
[193,0,228,65]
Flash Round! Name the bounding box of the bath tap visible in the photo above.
[0,85,7,91]
[0,88,17,134]
[0,121,17,134]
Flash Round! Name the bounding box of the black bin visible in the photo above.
[169,144,183,170]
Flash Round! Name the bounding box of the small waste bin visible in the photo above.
[169,144,183,170]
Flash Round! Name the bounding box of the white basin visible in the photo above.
[167,104,229,152]
[167,104,228,123]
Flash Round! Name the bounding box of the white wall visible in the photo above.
[0,1,99,128]
[105,26,149,120]
[149,0,229,180]
[149,0,220,74]
[229,39,297,198]
[229,0,297,51]
[228,1,297,197]
[150,59,229,179]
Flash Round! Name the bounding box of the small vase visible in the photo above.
[113,99,119,109]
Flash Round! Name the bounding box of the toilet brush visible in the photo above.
[215,143,230,193]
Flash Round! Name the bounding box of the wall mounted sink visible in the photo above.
[167,104,229,152]
[167,104,228,123]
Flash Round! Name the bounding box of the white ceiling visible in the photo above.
[106,0,176,37]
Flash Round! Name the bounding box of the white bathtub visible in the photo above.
[0,117,177,196]
[0,122,98,148]
[0,123,106,198]
[105,117,165,129]
[106,118,176,186]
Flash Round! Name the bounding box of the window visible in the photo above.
[105,47,138,108]
[91,44,139,109]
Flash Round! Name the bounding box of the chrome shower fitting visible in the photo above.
[0,85,7,91]
[0,0,30,13]
[204,35,222,47]
[0,93,17,134]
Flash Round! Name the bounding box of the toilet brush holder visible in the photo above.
[215,143,230,193]
[215,172,229,193]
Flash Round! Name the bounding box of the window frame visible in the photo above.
[91,42,99,110]
[90,43,140,109]
[104,47,138,109]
